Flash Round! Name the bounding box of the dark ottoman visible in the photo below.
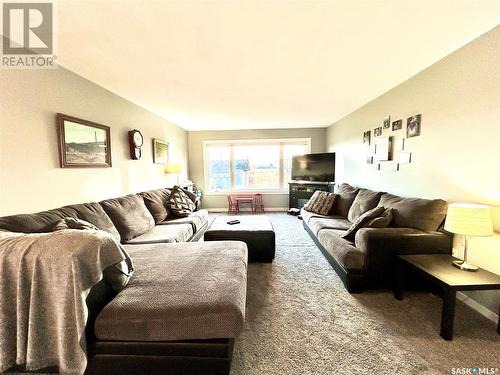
[204,215,275,262]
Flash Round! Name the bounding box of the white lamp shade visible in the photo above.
[444,203,493,236]
[165,163,182,174]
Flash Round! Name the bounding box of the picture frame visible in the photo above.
[392,119,402,131]
[153,138,169,164]
[400,151,412,164]
[374,127,382,137]
[363,130,371,145]
[407,114,421,138]
[374,136,394,161]
[383,116,391,129]
[57,113,111,168]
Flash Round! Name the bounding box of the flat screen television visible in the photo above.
[291,152,335,182]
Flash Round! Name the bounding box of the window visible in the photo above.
[204,139,310,193]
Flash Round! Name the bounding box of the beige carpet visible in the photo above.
[230,213,500,375]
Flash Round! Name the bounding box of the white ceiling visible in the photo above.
[56,0,500,131]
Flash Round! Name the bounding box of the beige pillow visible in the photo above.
[341,206,385,241]
[304,191,337,216]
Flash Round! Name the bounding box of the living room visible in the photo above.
[0,1,499,374]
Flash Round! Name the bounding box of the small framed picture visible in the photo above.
[407,114,421,138]
[363,130,371,144]
[392,119,402,131]
[383,116,391,129]
[366,156,373,164]
[374,127,382,137]
[153,138,169,164]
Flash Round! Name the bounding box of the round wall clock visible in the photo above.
[128,129,143,160]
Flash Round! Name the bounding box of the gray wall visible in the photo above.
[326,26,500,316]
[188,128,327,210]
[0,67,188,215]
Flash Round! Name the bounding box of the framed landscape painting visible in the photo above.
[57,113,111,168]
[153,138,169,164]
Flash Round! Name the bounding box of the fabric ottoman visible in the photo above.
[204,215,275,262]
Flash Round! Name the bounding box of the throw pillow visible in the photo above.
[341,206,385,241]
[103,247,135,292]
[167,186,196,217]
[52,217,99,231]
[365,208,393,228]
[303,191,337,216]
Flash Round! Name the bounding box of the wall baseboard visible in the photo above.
[457,292,499,323]
[206,207,288,213]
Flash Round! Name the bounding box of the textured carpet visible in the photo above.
[229,213,500,375]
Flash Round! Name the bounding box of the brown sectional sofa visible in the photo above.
[302,183,453,292]
[0,187,248,375]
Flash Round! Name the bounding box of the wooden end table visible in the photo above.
[394,254,500,340]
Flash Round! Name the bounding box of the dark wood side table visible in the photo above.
[394,254,500,340]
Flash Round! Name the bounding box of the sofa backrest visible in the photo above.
[0,202,121,241]
[139,188,172,224]
[378,193,448,232]
[100,194,155,242]
[347,188,383,222]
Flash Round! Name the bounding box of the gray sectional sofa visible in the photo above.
[302,183,453,292]
[0,187,248,375]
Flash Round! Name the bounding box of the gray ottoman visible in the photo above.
[204,215,275,262]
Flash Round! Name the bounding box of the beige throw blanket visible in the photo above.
[0,230,130,375]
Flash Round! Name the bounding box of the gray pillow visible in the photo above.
[342,206,385,241]
[332,183,359,217]
[100,195,155,242]
[167,186,196,217]
[52,217,99,231]
[365,208,393,228]
[378,193,447,232]
[304,191,337,215]
[347,188,383,222]
[103,248,135,292]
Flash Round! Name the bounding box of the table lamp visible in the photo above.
[444,203,493,271]
[165,163,182,185]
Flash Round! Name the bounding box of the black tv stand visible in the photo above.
[289,181,335,209]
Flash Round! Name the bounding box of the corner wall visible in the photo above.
[326,26,500,316]
[0,67,188,215]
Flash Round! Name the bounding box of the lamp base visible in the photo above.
[452,260,478,272]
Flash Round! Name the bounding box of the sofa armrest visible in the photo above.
[354,227,453,282]
[355,227,453,255]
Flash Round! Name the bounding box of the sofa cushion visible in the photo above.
[304,191,337,216]
[332,183,359,217]
[166,186,196,217]
[140,189,171,224]
[308,217,352,236]
[100,195,155,242]
[300,208,345,225]
[96,241,248,341]
[158,209,209,232]
[378,193,448,232]
[347,188,383,222]
[0,203,121,241]
[124,223,193,244]
[317,229,365,271]
[342,206,385,241]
